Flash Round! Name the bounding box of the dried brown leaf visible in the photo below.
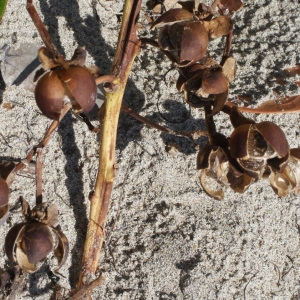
[226,95,300,114]
[284,65,300,76]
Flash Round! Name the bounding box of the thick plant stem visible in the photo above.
[77,0,142,288]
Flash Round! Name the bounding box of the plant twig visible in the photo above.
[121,104,208,141]
[71,274,106,300]
[13,103,71,174]
[26,0,66,66]
[77,0,142,288]
[35,148,43,205]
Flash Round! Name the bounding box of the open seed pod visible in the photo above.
[198,143,254,199]
[199,146,229,200]
[58,65,97,114]
[230,122,289,161]
[158,20,209,66]
[5,198,69,273]
[229,122,289,178]
[35,68,66,120]
[5,222,53,273]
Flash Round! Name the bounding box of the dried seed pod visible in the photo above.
[203,16,232,38]
[35,65,97,119]
[254,122,289,158]
[229,122,289,160]
[158,21,209,66]
[151,8,194,29]
[5,199,69,273]
[199,147,229,200]
[35,68,66,120]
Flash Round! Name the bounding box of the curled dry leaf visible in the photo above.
[226,95,300,114]
[284,65,300,76]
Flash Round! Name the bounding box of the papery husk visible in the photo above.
[199,147,230,200]
[38,47,60,71]
[52,227,69,273]
[269,165,296,197]
[222,56,236,83]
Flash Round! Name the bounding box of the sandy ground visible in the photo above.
[1,0,300,299]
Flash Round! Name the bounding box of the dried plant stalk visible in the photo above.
[77,0,142,288]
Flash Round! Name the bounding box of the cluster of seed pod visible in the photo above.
[197,107,300,199]
[150,0,241,114]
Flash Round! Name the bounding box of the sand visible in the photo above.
[0,0,300,299]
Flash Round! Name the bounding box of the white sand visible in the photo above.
[1,0,300,299]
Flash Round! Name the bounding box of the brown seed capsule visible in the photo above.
[5,198,69,273]
[158,21,209,65]
[229,122,289,160]
[35,65,97,119]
